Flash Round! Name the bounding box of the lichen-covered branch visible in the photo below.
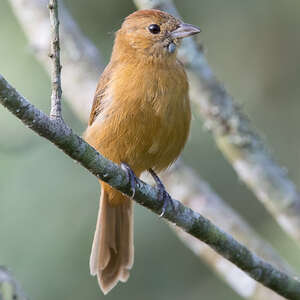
[0,267,27,300]
[161,163,289,300]
[1,75,300,299]
[134,0,300,244]
[9,0,103,121]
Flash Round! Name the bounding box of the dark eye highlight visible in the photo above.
[148,24,161,34]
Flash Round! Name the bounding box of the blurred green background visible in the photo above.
[1,0,300,299]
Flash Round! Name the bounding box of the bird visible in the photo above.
[84,9,200,294]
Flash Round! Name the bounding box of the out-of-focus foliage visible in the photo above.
[0,0,300,299]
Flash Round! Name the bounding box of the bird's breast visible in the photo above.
[89,60,191,173]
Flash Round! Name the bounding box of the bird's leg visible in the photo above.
[148,168,175,217]
[121,162,138,198]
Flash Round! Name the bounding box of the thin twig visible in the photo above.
[1,75,300,299]
[9,0,103,121]
[49,0,62,120]
[134,0,300,244]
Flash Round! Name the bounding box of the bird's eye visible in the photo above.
[148,24,161,34]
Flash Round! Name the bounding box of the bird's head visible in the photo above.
[114,9,201,62]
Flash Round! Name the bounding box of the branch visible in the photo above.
[133,0,300,244]
[48,0,62,120]
[0,267,27,300]
[161,163,289,300]
[1,75,300,300]
[7,1,297,298]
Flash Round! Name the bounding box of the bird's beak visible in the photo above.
[171,23,201,39]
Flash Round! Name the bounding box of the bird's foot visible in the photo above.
[148,168,175,217]
[121,162,138,198]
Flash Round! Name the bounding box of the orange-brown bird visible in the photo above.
[84,9,200,294]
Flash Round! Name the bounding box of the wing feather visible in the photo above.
[88,63,114,126]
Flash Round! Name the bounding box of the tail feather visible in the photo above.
[90,183,134,294]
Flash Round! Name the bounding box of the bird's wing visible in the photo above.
[88,63,114,126]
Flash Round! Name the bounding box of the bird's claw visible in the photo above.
[148,168,175,217]
[121,162,138,198]
[159,190,175,217]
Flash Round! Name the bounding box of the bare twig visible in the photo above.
[0,267,27,300]
[134,0,300,244]
[7,2,297,298]
[1,75,300,299]
[9,0,103,121]
[48,0,62,120]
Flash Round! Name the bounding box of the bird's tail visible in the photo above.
[89,182,134,294]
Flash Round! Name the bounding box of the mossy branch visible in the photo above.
[1,75,300,299]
